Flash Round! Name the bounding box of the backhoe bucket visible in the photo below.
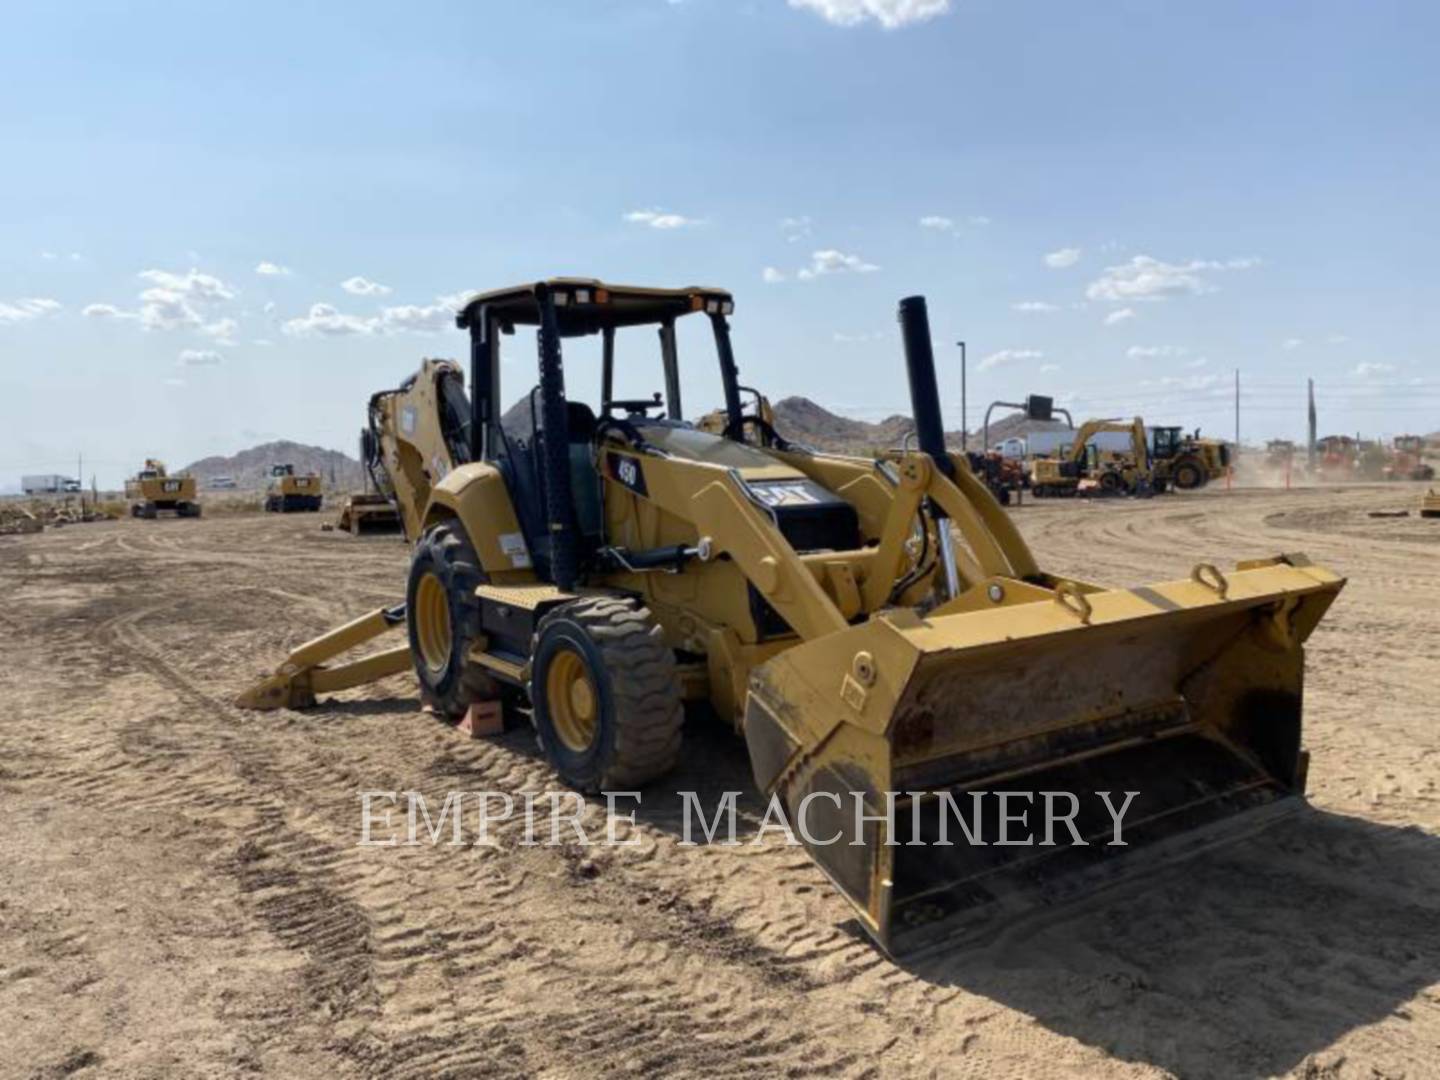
[742,555,1343,957]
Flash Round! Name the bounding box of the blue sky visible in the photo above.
[2,0,1437,487]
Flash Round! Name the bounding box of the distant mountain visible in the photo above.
[182,440,364,490]
[766,396,1068,454]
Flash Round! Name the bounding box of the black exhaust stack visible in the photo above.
[535,285,579,591]
[898,295,953,480]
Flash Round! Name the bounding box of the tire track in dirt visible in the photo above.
[6,498,1439,1079]
[8,527,881,1078]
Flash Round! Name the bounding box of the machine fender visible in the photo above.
[424,463,535,579]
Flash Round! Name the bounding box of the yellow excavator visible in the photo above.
[239,280,1344,955]
[1030,417,1158,496]
[264,464,324,512]
[126,459,201,519]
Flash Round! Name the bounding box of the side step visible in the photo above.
[467,582,578,685]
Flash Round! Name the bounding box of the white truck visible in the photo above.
[21,474,80,495]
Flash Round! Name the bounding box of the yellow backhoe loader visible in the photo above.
[264,464,324,512]
[1030,418,1158,497]
[126,459,200,519]
[239,280,1344,955]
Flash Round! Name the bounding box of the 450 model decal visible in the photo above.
[606,451,648,497]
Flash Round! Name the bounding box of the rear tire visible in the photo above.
[406,519,496,720]
[530,596,683,793]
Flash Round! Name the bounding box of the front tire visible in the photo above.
[530,596,683,792]
[406,519,496,720]
[1172,458,1205,490]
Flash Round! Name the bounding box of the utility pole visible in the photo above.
[956,340,967,451]
[1307,378,1317,470]
[1233,368,1240,457]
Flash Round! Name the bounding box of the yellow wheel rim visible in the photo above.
[546,648,599,752]
[413,572,453,675]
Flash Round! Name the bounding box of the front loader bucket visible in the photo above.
[742,555,1343,957]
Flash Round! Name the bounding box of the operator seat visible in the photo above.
[497,395,605,581]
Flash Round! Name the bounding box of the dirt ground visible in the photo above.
[2,484,1438,1079]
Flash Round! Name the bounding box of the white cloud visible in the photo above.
[162,377,186,387]
[797,249,879,279]
[1103,307,1136,326]
[41,251,83,262]
[199,316,239,345]
[1039,363,1060,373]
[1354,361,1395,377]
[341,275,392,296]
[1126,345,1188,359]
[921,214,986,232]
[121,267,238,332]
[1282,337,1304,350]
[762,266,787,284]
[1326,333,1349,345]
[624,208,704,229]
[780,216,813,242]
[1043,247,1082,269]
[1147,372,1224,392]
[83,302,131,320]
[283,292,464,338]
[178,348,223,366]
[978,348,1042,371]
[139,268,233,302]
[788,0,950,29]
[378,301,453,334]
[283,303,379,338]
[832,330,888,343]
[0,297,62,325]
[255,261,291,276]
[1012,300,1058,313]
[1183,356,1210,369]
[1085,255,1259,302]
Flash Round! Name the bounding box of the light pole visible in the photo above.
[956,340,967,451]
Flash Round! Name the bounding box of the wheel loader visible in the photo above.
[239,279,1344,955]
[264,464,324,512]
[125,459,200,519]
[1151,427,1230,490]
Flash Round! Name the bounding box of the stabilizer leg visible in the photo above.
[236,604,409,709]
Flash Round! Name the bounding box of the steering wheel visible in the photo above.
[595,415,649,451]
[609,393,664,416]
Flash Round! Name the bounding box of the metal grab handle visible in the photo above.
[1191,563,1230,599]
[1054,581,1093,624]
